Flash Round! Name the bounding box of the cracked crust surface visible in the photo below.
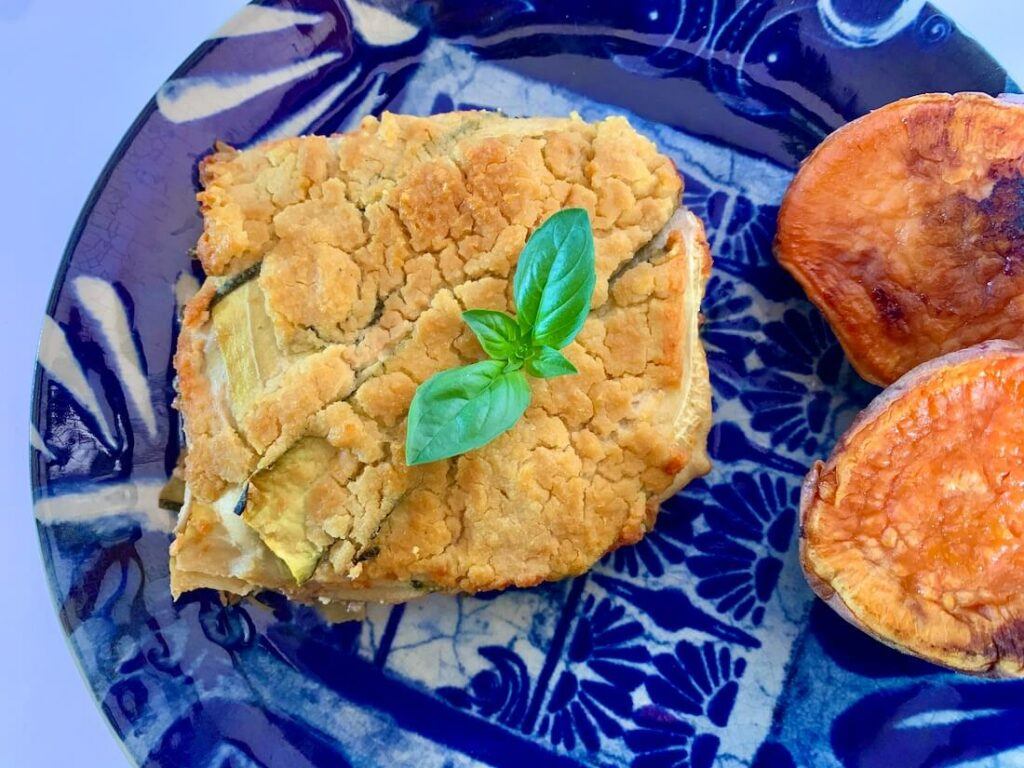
[170,111,712,604]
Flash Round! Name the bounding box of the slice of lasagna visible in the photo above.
[170,111,712,613]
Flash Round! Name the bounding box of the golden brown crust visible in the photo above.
[801,341,1024,677]
[171,111,712,603]
[777,92,1024,386]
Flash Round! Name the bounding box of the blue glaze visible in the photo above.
[30,1,1024,766]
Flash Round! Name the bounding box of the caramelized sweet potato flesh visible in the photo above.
[802,342,1024,676]
[777,93,1024,385]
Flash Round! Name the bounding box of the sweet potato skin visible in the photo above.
[777,93,1024,385]
[801,341,1024,677]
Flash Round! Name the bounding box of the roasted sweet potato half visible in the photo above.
[777,92,1024,385]
[801,341,1024,677]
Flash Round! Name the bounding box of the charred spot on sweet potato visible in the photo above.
[801,342,1024,677]
[992,619,1024,665]
[777,93,1024,385]
[869,285,907,333]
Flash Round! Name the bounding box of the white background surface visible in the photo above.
[0,1,1018,765]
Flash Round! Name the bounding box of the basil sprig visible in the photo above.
[405,208,595,465]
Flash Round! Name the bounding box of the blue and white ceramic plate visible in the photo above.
[31,2,1024,766]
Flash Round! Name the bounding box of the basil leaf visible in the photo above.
[462,309,521,359]
[405,360,531,465]
[525,347,577,379]
[513,208,596,349]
